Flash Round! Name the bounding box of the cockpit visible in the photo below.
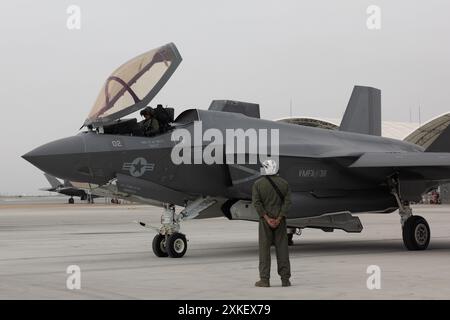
[83,43,182,136]
[99,105,176,137]
[82,43,261,138]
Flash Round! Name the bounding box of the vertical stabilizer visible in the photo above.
[44,173,63,189]
[339,86,381,136]
[63,180,74,188]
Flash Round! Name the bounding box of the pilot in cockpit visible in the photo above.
[139,107,160,137]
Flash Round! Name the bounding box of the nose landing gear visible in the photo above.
[140,204,188,258]
[138,197,217,258]
[151,204,188,258]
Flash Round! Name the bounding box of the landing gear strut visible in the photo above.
[389,176,431,250]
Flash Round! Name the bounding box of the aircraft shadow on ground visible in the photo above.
[186,238,450,259]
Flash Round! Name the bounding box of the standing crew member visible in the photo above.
[252,159,292,287]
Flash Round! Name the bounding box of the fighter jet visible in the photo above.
[40,173,96,204]
[23,42,450,258]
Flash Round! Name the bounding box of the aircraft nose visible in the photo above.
[22,135,89,180]
[23,135,85,160]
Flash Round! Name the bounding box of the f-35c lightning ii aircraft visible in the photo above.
[41,173,96,204]
[23,42,450,258]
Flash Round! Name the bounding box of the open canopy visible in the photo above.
[84,42,182,128]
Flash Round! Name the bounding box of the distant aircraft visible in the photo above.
[23,42,450,258]
[40,173,96,204]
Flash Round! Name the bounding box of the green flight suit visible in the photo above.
[252,175,292,281]
[141,117,160,137]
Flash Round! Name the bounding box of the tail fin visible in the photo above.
[425,121,450,152]
[339,86,381,136]
[63,180,74,187]
[44,173,62,189]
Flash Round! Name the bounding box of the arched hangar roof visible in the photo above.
[276,113,450,148]
[403,113,450,149]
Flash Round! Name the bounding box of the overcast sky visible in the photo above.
[1,0,450,195]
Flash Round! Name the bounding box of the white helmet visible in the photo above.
[261,159,278,175]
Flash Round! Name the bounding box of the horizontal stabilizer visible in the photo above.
[349,152,450,182]
[349,152,450,168]
[339,86,381,136]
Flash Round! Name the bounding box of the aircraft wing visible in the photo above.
[348,152,450,181]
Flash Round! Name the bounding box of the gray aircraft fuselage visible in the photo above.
[23,109,432,219]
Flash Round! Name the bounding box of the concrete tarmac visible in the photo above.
[1,200,450,299]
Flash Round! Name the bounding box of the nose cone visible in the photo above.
[22,135,89,181]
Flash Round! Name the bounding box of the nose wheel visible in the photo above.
[166,233,187,258]
[152,234,168,257]
[152,232,188,258]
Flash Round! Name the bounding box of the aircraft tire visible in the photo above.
[68,198,74,204]
[167,233,187,258]
[288,233,294,246]
[152,234,169,257]
[402,216,430,250]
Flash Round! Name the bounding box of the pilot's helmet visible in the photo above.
[261,159,278,175]
[140,106,154,116]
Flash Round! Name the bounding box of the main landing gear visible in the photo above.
[389,177,431,250]
[68,197,74,204]
[87,194,94,204]
[287,228,302,246]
